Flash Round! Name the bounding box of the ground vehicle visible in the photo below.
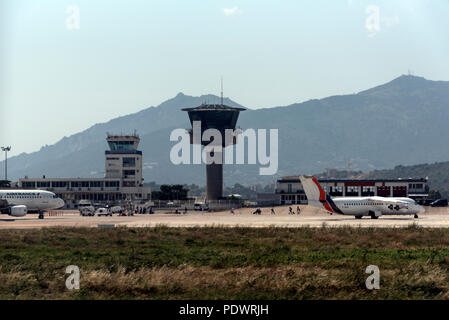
[108,206,123,214]
[78,200,95,216]
[422,199,436,206]
[430,199,448,207]
[193,203,209,211]
[96,207,112,216]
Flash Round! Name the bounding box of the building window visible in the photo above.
[393,186,407,197]
[346,186,359,196]
[105,181,119,188]
[362,186,375,196]
[37,181,50,188]
[329,186,343,196]
[52,181,68,188]
[23,181,36,188]
[123,181,135,187]
[123,170,136,176]
[123,157,136,167]
[377,186,391,197]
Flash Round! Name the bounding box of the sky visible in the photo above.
[1,0,449,157]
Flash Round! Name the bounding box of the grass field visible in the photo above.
[1,225,449,299]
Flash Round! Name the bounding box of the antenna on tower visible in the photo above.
[221,76,223,106]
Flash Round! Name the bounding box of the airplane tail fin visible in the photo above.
[299,176,341,215]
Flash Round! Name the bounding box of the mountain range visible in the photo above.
[3,75,449,186]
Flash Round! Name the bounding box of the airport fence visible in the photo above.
[46,210,65,217]
[150,199,244,211]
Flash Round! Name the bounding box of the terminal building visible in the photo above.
[18,134,151,209]
[276,176,428,205]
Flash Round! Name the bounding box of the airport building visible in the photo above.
[18,134,151,209]
[276,176,428,205]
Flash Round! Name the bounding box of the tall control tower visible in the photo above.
[105,133,143,187]
[182,104,245,200]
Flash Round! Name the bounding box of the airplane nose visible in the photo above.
[58,198,65,208]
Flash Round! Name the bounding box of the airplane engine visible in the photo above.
[9,205,27,217]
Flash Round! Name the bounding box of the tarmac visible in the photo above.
[1,205,449,229]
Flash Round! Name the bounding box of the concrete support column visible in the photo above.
[206,150,223,201]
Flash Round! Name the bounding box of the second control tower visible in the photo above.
[182,104,245,200]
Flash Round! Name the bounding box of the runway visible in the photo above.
[1,206,449,229]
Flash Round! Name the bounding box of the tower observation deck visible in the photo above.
[182,104,245,200]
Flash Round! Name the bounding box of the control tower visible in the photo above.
[182,104,245,200]
[105,133,143,187]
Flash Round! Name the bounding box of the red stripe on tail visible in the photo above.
[311,177,335,214]
[323,202,334,213]
[312,177,326,201]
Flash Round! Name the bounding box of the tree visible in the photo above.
[152,184,189,200]
[0,180,11,188]
[428,189,442,200]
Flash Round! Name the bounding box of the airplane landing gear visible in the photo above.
[414,214,419,219]
[38,211,44,219]
[355,215,362,219]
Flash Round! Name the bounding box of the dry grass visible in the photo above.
[1,225,449,299]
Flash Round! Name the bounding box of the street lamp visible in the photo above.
[1,146,11,181]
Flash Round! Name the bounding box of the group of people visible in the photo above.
[174,207,189,214]
[230,206,301,215]
[288,206,301,215]
[132,206,154,214]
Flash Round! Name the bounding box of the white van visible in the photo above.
[95,207,111,216]
[78,200,95,216]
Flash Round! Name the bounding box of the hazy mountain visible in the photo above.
[3,75,449,186]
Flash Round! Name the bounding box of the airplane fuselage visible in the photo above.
[0,190,65,211]
[330,196,424,216]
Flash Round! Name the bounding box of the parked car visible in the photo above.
[108,206,123,214]
[193,203,209,211]
[430,199,448,207]
[422,199,436,206]
[96,208,112,216]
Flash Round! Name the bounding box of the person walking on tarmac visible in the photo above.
[289,207,293,215]
[271,208,276,215]
[297,206,301,215]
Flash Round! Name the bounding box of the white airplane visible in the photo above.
[299,176,425,219]
[0,190,65,217]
